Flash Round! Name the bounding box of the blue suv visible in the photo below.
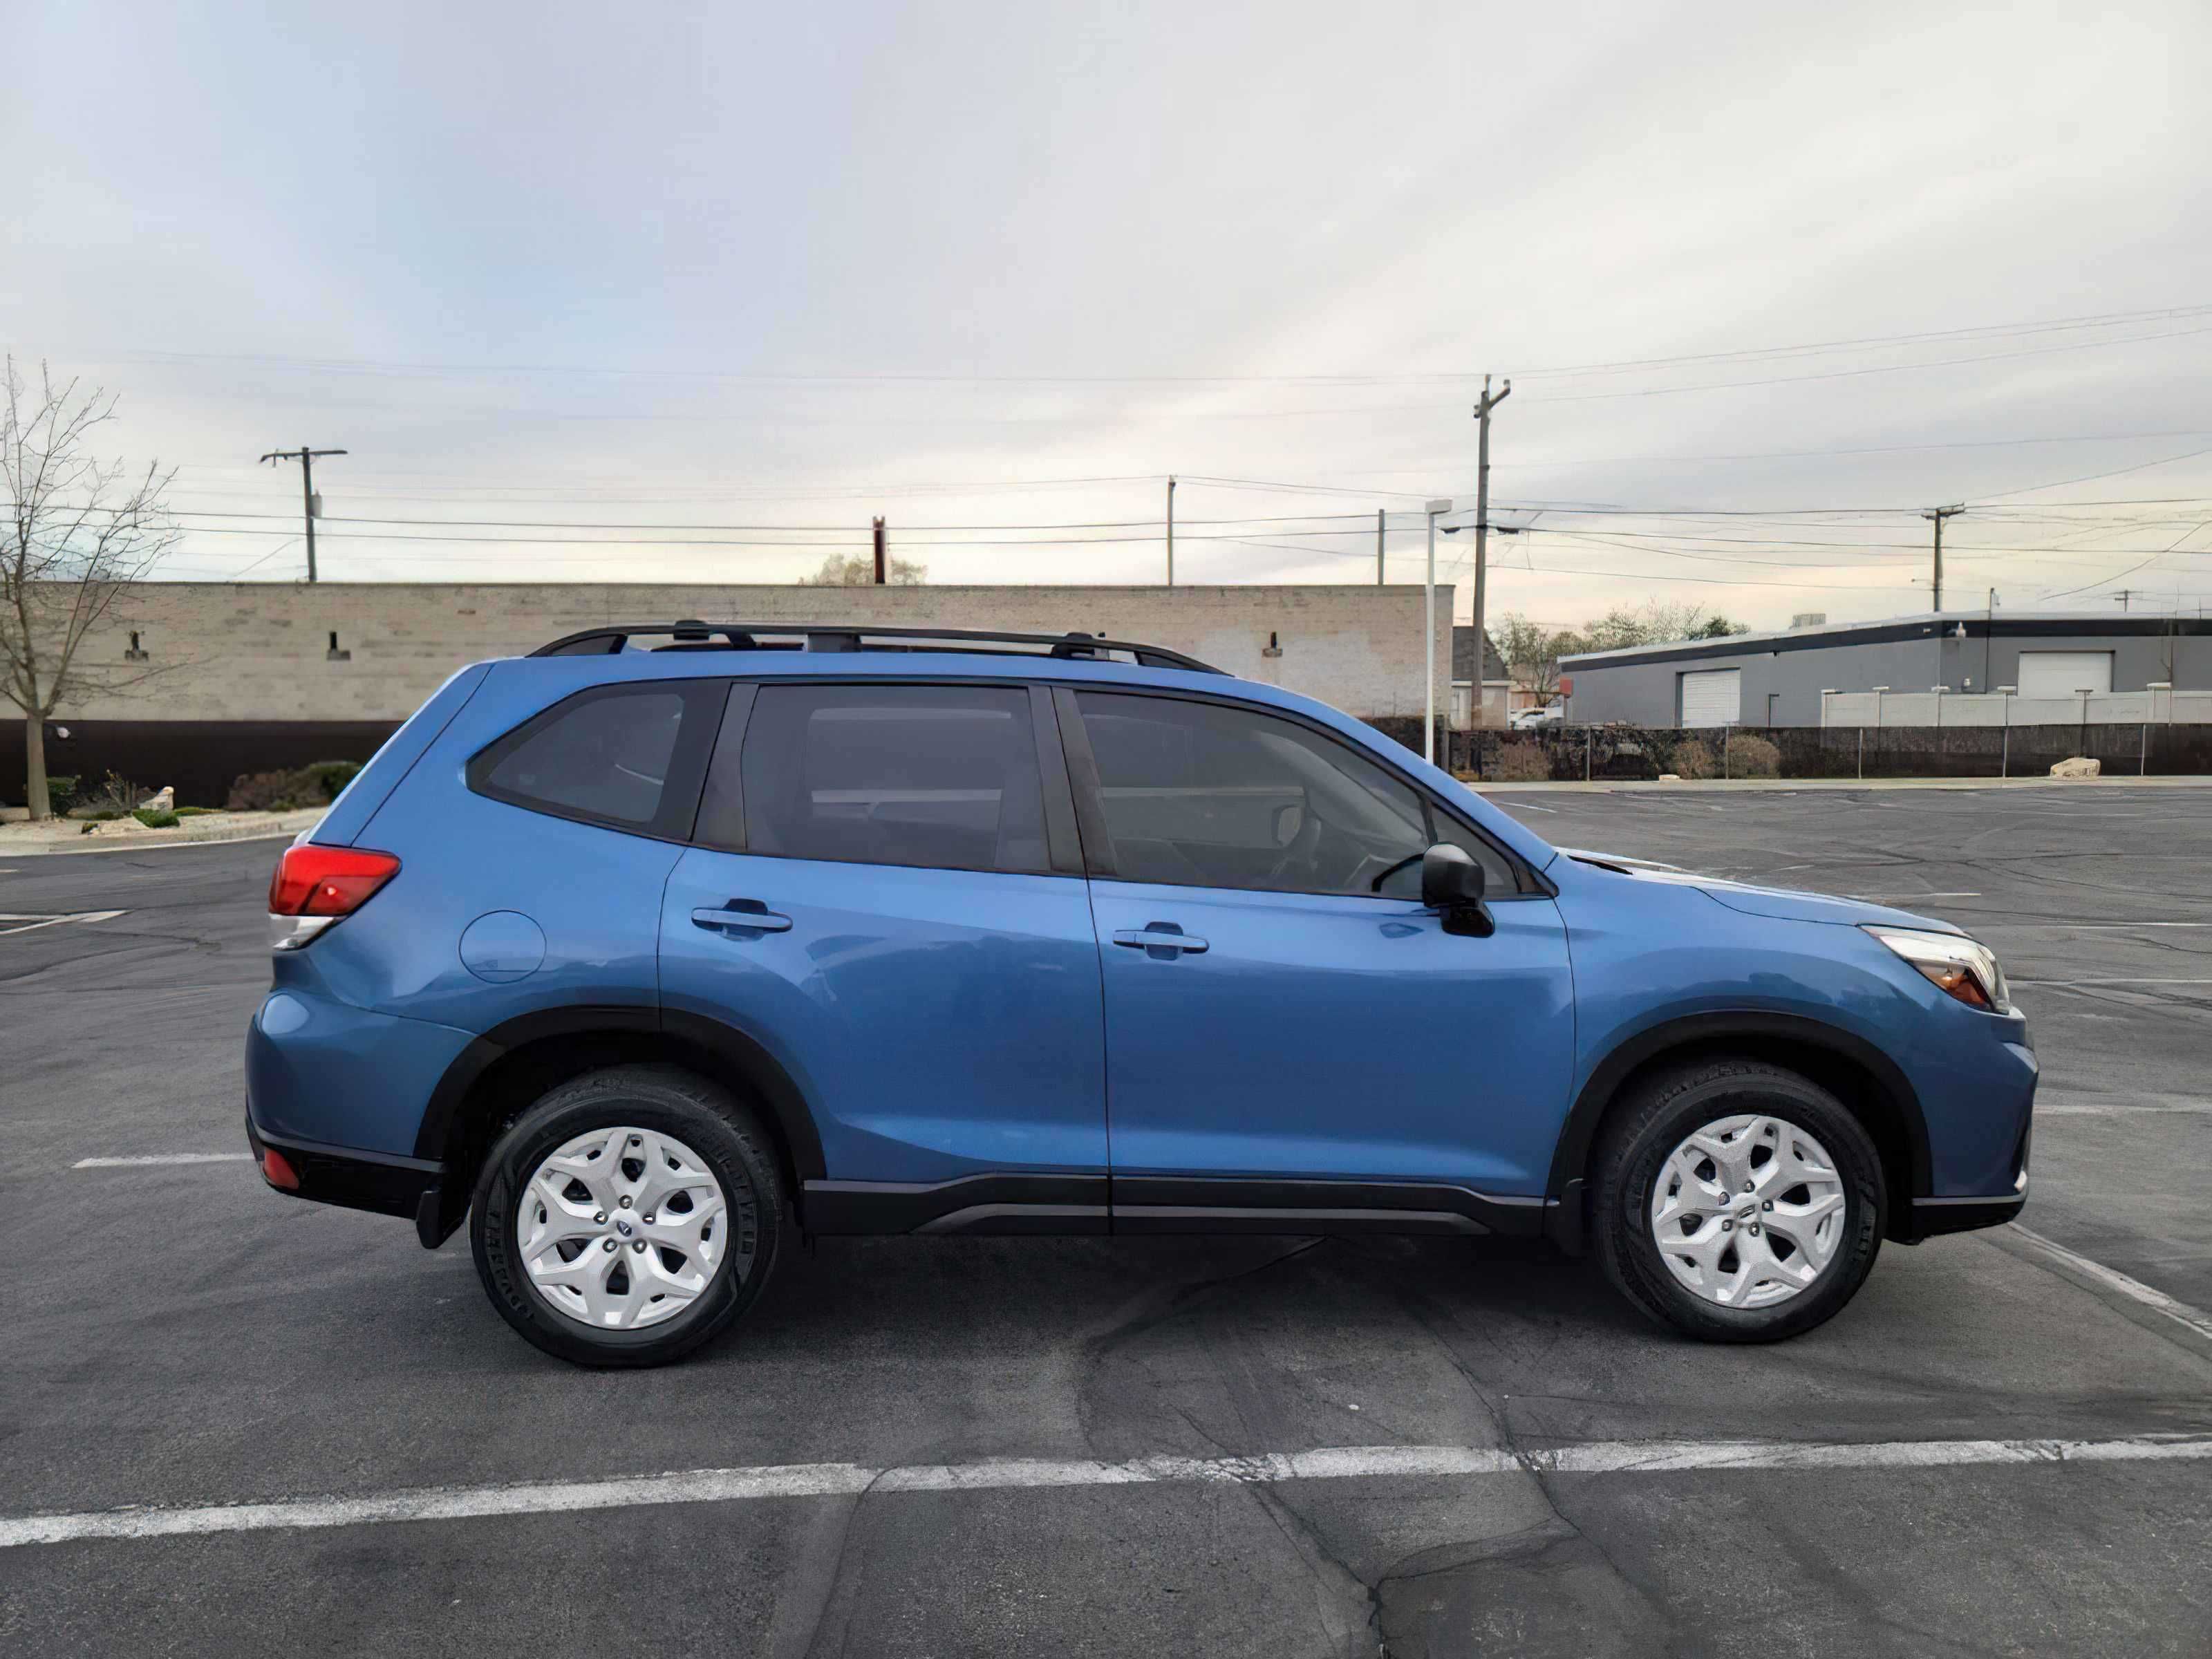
[246,621,2035,1367]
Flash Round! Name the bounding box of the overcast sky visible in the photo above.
[7,0,2209,630]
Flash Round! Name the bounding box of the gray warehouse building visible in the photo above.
[1560,612,2212,728]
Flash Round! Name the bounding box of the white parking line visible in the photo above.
[4,1432,2205,1550]
[71,1154,253,1169]
[2006,1227,2212,1344]
[0,909,126,936]
[2015,978,2212,987]
[2039,1103,2212,1116]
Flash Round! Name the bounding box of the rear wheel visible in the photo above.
[1591,1058,1884,1342]
[470,1065,784,1367]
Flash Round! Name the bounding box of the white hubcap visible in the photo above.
[1650,1114,1847,1310]
[519,1126,735,1329]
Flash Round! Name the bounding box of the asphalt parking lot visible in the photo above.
[2,785,2209,1658]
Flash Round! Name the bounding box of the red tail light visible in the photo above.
[261,1146,301,1190]
[269,845,402,917]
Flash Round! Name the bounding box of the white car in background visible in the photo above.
[1510,704,1564,730]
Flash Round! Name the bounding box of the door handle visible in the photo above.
[1112,924,1208,957]
[692,903,793,935]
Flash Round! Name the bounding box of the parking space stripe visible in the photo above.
[71,1154,254,1169]
[2005,1226,2212,1344]
[5,1433,2209,1550]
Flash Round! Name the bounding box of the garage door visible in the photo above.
[2016,651,2112,697]
[1678,668,1741,727]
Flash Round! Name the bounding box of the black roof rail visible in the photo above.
[528,621,1226,675]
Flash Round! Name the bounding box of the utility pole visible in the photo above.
[259,446,347,583]
[1376,507,1385,586]
[1471,375,1511,684]
[2112,588,2138,612]
[872,516,887,584]
[1922,504,1964,612]
[1424,498,1453,766]
[1165,476,1176,587]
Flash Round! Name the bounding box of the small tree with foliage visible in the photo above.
[799,552,928,586]
[1,359,178,818]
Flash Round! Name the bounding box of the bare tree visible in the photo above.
[1492,612,1575,705]
[1,359,180,818]
[798,552,928,586]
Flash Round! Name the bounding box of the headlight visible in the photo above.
[1863,926,2012,1014]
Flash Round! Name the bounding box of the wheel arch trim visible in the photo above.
[411,1004,829,1242]
[1546,1010,1933,1203]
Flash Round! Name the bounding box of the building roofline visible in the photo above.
[1559,610,2211,668]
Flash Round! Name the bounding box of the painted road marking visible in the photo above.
[0,909,126,936]
[2015,977,2212,987]
[71,1154,254,1170]
[1853,892,1983,901]
[3,1433,2209,1550]
[2039,1103,2212,1116]
[2006,1226,2212,1344]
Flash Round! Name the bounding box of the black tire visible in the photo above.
[469,1064,784,1368]
[1591,1058,1884,1343]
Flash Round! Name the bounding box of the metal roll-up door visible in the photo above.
[2016,651,2112,697]
[1678,668,1741,727]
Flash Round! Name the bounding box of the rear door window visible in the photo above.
[738,683,1051,874]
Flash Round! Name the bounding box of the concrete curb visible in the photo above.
[0,809,326,857]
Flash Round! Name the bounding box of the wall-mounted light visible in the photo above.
[1261,630,1284,659]
[124,630,150,662]
[326,630,352,663]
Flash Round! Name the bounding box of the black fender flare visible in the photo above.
[413,1002,828,1181]
[1544,1009,1933,1212]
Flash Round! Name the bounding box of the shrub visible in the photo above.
[1668,738,1718,779]
[227,770,310,812]
[1486,742,1554,782]
[82,809,126,822]
[77,772,144,815]
[45,774,78,816]
[175,805,218,818]
[133,808,180,829]
[227,760,364,812]
[305,760,362,802]
[1724,733,1781,778]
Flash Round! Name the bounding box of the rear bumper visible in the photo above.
[244,1111,449,1237]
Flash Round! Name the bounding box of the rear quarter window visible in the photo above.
[467,680,721,839]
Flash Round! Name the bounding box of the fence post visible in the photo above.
[2141,722,2149,778]
[2000,686,2014,780]
[1857,727,1864,780]
[1584,727,1592,782]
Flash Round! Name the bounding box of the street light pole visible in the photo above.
[1424,498,1453,766]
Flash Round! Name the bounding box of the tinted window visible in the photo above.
[475,685,688,827]
[1077,692,1441,896]
[740,684,1049,873]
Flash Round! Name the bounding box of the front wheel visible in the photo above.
[469,1065,784,1367]
[1591,1058,1884,1342]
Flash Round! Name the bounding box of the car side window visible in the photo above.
[1075,691,1444,897]
[738,683,1051,874]
[470,682,706,835]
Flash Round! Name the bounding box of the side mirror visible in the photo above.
[1421,843,1494,937]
